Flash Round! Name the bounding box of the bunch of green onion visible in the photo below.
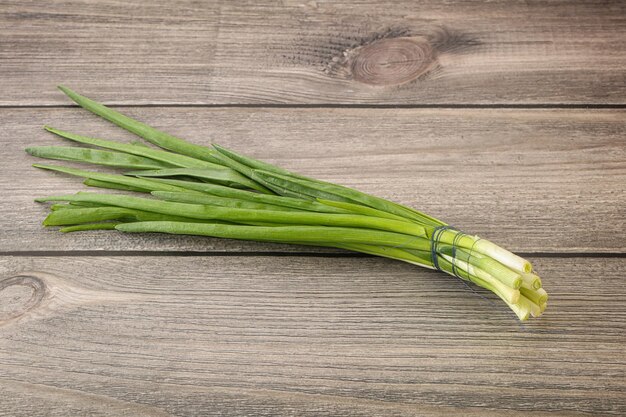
[27,87,548,321]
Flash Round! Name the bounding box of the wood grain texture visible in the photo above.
[0,255,624,416]
[1,0,625,105]
[2,3,624,415]
[1,107,624,253]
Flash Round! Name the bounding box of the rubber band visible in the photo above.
[430,225,454,273]
[430,225,474,281]
[394,224,475,283]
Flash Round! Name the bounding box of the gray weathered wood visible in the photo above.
[1,0,625,105]
[0,255,624,416]
[2,107,624,253]
[2,1,624,416]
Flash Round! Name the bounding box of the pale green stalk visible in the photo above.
[440,253,520,305]
[438,245,522,289]
[521,272,543,290]
[519,287,548,305]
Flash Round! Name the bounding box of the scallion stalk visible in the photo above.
[26,86,549,321]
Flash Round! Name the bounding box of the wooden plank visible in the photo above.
[0,255,624,416]
[1,0,625,105]
[2,107,624,253]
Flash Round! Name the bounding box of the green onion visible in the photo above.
[45,126,218,169]
[151,191,303,212]
[33,164,188,192]
[57,86,221,164]
[126,167,269,192]
[43,206,204,226]
[83,178,153,193]
[26,146,169,170]
[38,192,428,237]
[144,179,352,214]
[116,221,431,251]
[45,126,271,193]
[59,223,120,233]
[26,87,549,321]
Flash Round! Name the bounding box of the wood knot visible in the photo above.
[0,271,141,328]
[0,275,47,323]
[304,26,481,87]
[349,37,435,86]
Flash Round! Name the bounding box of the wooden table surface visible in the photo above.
[1,1,625,416]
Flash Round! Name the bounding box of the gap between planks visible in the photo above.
[0,251,624,258]
[1,104,626,109]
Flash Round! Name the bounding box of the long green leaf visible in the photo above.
[212,143,305,179]
[38,192,427,238]
[116,221,429,250]
[212,145,444,226]
[253,169,443,226]
[316,199,412,222]
[152,191,300,212]
[45,126,221,169]
[145,179,352,214]
[84,179,152,193]
[33,164,188,192]
[60,223,119,233]
[128,168,269,193]
[209,147,306,199]
[58,86,221,164]
[44,206,205,226]
[26,146,169,170]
